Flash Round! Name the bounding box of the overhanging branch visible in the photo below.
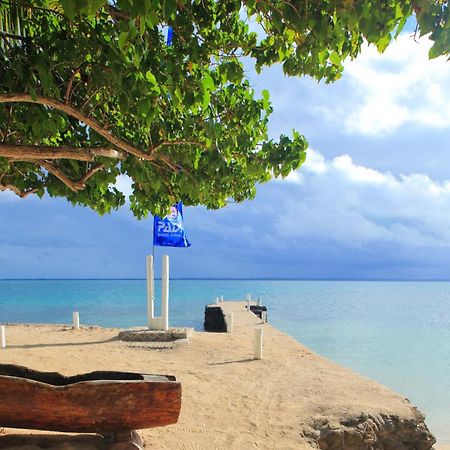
[38,161,104,192]
[0,93,158,161]
[0,183,37,198]
[0,144,125,161]
[39,160,84,192]
[0,94,205,173]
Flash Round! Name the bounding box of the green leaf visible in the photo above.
[164,0,177,19]
[376,34,391,53]
[36,64,51,94]
[59,0,77,19]
[329,51,341,66]
[262,89,270,110]
[118,32,128,52]
[201,73,215,92]
[145,70,157,85]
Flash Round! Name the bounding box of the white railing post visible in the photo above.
[226,313,234,333]
[254,328,263,360]
[261,310,267,323]
[72,312,80,329]
[0,325,6,349]
[147,255,154,328]
[161,254,169,331]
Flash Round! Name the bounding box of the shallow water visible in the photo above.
[0,279,449,442]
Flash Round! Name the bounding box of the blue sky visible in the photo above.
[1,34,450,279]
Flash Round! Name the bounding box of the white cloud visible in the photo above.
[340,34,450,135]
[197,149,450,254]
[273,149,450,247]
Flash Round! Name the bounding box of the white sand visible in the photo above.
[0,303,437,449]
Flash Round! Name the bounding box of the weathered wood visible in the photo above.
[0,364,181,433]
[0,143,124,161]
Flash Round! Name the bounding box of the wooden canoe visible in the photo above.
[0,364,181,433]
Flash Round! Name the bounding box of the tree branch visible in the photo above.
[0,143,125,161]
[79,163,104,184]
[0,93,157,161]
[65,68,80,104]
[0,95,204,172]
[0,183,38,198]
[39,160,84,192]
[105,5,130,21]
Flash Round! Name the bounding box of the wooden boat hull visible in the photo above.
[0,364,181,433]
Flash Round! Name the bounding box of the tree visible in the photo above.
[0,0,448,217]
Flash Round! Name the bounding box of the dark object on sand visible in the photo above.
[249,305,268,322]
[0,364,181,433]
[204,305,227,332]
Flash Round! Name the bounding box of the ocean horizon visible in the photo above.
[0,279,449,443]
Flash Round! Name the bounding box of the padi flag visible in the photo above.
[153,202,191,248]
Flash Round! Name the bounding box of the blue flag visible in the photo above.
[153,202,191,248]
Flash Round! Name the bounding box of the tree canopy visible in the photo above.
[0,0,448,217]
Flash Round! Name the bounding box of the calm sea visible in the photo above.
[0,279,449,442]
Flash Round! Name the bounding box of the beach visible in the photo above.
[0,302,437,449]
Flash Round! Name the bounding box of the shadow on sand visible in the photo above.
[0,432,108,449]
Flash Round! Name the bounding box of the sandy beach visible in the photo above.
[0,303,440,449]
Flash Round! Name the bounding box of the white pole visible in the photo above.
[220,295,224,302]
[215,297,219,305]
[161,254,169,331]
[257,297,262,306]
[226,313,234,333]
[254,328,263,360]
[147,255,154,327]
[261,311,267,323]
[0,326,6,349]
[72,312,80,329]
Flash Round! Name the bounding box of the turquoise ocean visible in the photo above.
[0,279,449,442]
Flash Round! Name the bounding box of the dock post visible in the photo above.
[0,325,5,349]
[254,328,263,360]
[220,295,224,302]
[72,312,80,329]
[226,313,234,333]
[147,255,154,328]
[246,293,251,310]
[215,297,219,305]
[161,254,169,331]
[261,310,267,323]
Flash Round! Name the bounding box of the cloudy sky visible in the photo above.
[1,33,450,279]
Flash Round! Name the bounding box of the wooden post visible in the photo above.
[0,325,6,349]
[72,312,80,329]
[147,255,154,328]
[226,313,234,333]
[254,328,263,360]
[161,254,169,331]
